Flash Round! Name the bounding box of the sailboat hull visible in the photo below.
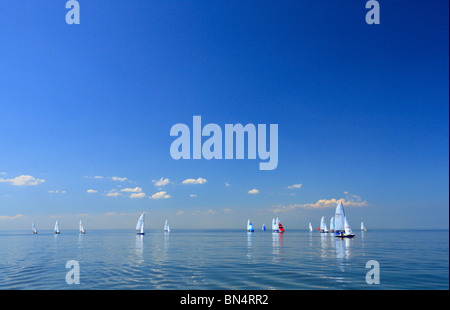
[137,232,145,235]
[335,234,355,238]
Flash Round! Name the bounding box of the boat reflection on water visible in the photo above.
[135,234,144,263]
[320,232,333,259]
[334,237,351,272]
[247,231,253,260]
[272,231,284,263]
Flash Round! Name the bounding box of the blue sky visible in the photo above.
[0,0,448,230]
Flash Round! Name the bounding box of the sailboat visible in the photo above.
[54,220,60,234]
[330,216,335,233]
[334,202,345,235]
[309,222,313,232]
[79,220,86,234]
[164,220,170,232]
[136,213,145,235]
[32,222,38,234]
[247,219,255,232]
[272,218,279,232]
[278,220,285,233]
[336,217,355,238]
[319,216,329,233]
[361,221,368,231]
[334,202,355,238]
[262,224,266,231]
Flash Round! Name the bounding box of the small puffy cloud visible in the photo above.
[105,212,116,216]
[48,190,67,194]
[287,183,302,189]
[150,191,171,199]
[189,194,197,198]
[206,209,216,215]
[0,214,24,220]
[0,175,45,186]
[225,182,231,187]
[87,189,98,193]
[182,178,207,185]
[248,189,259,194]
[120,187,142,193]
[106,191,120,197]
[153,178,170,187]
[130,192,146,198]
[111,176,127,182]
[176,211,185,216]
[94,176,104,179]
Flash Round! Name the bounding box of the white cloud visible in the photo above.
[225,182,231,187]
[176,210,185,216]
[130,192,146,198]
[87,189,98,193]
[94,176,104,179]
[153,177,170,187]
[248,189,259,194]
[150,191,171,199]
[120,187,142,193]
[111,176,127,182]
[189,194,197,198]
[182,178,207,185]
[272,192,368,213]
[224,208,233,214]
[0,175,45,186]
[0,214,24,220]
[106,191,120,197]
[287,183,303,189]
[48,190,66,194]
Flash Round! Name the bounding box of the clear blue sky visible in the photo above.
[0,0,448,230]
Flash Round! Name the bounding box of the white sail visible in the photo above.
[344,217,354,235]
[320,216,326,230]
[272,218,279,231]
[361,221,366,230]
[309,222,313,232]
[136,213,145,234]
[54,220,60,234]
[247,219,254,231]
[330,216,335,231]
[334,202,345,232]
[79,220,85,234]
[32,222,37,234]
[164,220,170,232]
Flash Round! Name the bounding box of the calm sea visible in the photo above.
[0,229,448,290]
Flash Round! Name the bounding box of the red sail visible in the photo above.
[278,222,285,233]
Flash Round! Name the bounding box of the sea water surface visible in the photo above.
[0,229,448,290]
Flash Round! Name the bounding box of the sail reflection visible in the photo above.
[135,234,144,263]
[272,232,284,262]
[247,232,253,260]
[334,237,351,272]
